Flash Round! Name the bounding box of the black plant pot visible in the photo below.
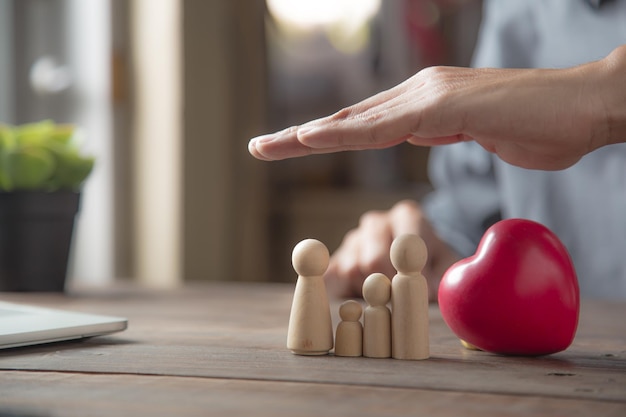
[0,191,80,292]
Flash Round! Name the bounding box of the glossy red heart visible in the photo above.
[438,218,579,355]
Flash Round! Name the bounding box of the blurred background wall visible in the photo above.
[0,0,482,286]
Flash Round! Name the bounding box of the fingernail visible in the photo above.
[248,137,271,160]
[250,134,274,145]
[248,138,258,153]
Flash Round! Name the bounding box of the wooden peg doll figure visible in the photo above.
[334,300,363,357]
[362,272,392,358]
[390,234,430,360]
[287,239,334,355]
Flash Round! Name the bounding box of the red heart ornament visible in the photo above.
[438,219,580,355]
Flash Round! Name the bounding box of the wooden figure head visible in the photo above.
[362,273,391,306]
[292,239,330,277]
[390,234,427,274]
[339,300,363,322]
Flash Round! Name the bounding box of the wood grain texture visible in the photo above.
[0,282,625,415]
[1,371,625,417]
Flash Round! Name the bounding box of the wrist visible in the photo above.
[592,45,626,147]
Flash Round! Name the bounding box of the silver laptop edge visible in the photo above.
[0,301,128,349]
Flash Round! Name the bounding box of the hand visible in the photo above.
[249,45,626,170]
[324,200,460,302]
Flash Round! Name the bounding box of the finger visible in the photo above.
[250,127,408,160]
[327,230,366,297]
[249,79,429,159]
[358,211,395,279]
[422,243,461,302]
[325,261,355,298]
[406,133,473,147]
[311,81,410,130]
[388,200,422,237]
[249,126,313,161]
[297,97,419,151]
[337,86,401,116]
[328,210,396,298]
[387,200,441,301]
[247,136,272,161]
[337,73,426,118]
[250,86,402,160]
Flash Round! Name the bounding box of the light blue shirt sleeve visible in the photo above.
[422,143,500,258]
[421,0,626,299]
[421,0,532,257]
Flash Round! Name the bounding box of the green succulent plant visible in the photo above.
[0,120,94,191]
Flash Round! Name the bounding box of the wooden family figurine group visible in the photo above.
[287,234,429,360]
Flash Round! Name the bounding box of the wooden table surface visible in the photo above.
[0,282,624,417]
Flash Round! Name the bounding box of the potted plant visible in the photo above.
[0,120,94,291]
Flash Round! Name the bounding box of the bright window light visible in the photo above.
[267,0,381,30]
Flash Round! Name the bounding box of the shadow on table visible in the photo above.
[0,409,51,417]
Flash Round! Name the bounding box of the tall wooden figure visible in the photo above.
[390,234,430,360]
[362,272,391,358]
[287,239,333,355]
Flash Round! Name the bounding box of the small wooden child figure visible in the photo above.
[287,239,334,355]
[334,300,363,357]
[362,273,391,358]
[390,234,430,360]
